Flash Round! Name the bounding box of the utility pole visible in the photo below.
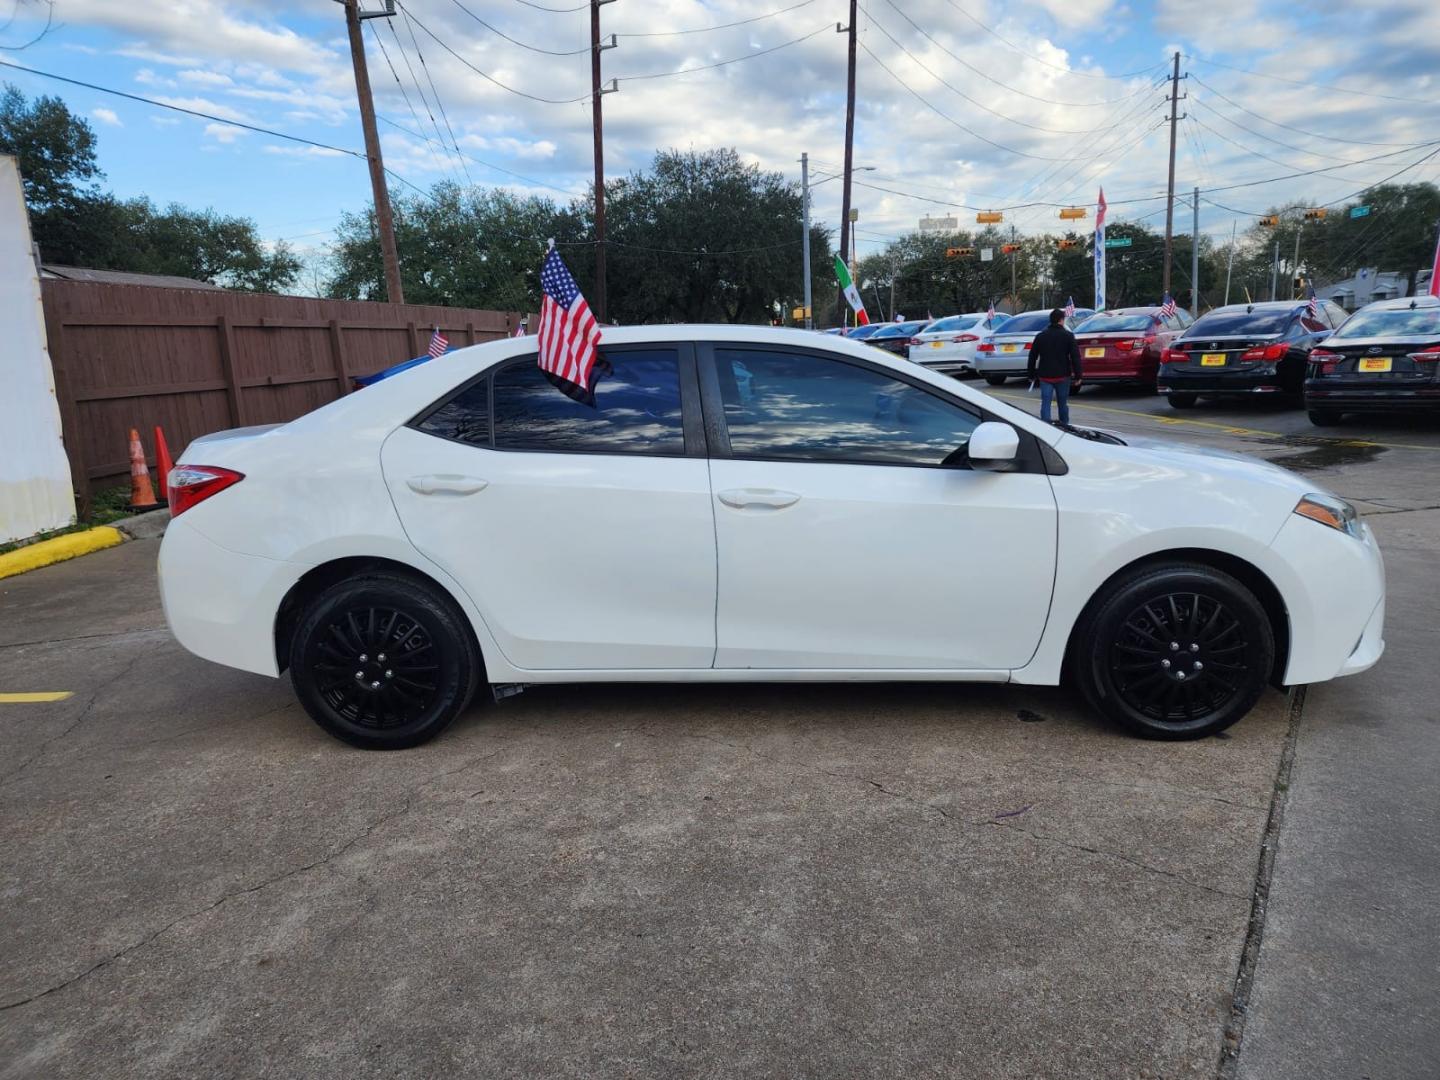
[589,0,617,324]
[1271,239,1280,301]
[1010,225,1018,306]
[341,0,404,304]
[837,2,857,322]
[1292,225,1303,298]
[889,255,897,321]
[1162,51,1185,297]
[1224,219,1237,305]
[800,153,813,329]
[1191,186,1200,312]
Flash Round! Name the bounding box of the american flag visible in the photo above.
[427,327,449,358]
[987,298,997,323]
[513,320,526,337]
[537,244,603,405]
[1160,292,1177,318]
[1305,283,1319,319]
[1064,296,1076,318]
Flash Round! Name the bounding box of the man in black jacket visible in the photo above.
[1026,308,1082,425]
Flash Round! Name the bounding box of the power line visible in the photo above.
[381,17,466,183]
[0,58,366,157]
[616,24,832,82]
[441,0,590,55]
[1186,56,1440,106]
[1190,76,1426,148]
[1190,114,1310,174]
[505,0,587,11]
[936,0,1164,80]
[398,5,474,186]
[616,0,816,37]
[1190,98,1359,164]
[877,0,1157,108]
[375,113,584,195]
[369,20,457,180]
[401,4,591,103]
[859,5,1135,135]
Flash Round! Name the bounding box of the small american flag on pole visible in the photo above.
[1160,292,1177,318]
[1305,283,1319,319]
[1064,296,1076,319]
[987,298,997,323]
[537,241,604,405]
[427,327,449,358]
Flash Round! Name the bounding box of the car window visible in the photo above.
[1299,315,1326,334]
[712,349,980,467]
[1331,306,1440,339]
[995,312,1051,334]
[1185,309,1293,336]
[489,350,686,455]
[416,378,490,446]
[925,315,982,333]
[871,322,929,338]
[1075,313,1153,332]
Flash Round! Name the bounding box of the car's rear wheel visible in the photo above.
[1071,563,1274,740]
[1307,408,1342,426]
[1167,392,1198,409]
[985,374,1007,386]
[290,572,481,750]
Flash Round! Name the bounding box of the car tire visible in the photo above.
[1307,408,1342,426]
[985,374,1007,386]
[289,572,482,750]
[1167,393,1198,409]
[1070,562,1274,740]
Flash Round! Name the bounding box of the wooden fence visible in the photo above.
[41,281,520,501]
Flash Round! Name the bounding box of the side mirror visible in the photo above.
[966,421,1020,470]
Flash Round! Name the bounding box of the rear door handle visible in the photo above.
[406,474,489,496]
[717,487,801,510]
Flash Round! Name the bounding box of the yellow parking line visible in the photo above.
[0,691,74,703]
[988,391,1440,452]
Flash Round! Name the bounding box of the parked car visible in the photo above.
[1157,299,1347,408]
[159,325,1384,750]
[906,312,1004,376]
[1304,295,1440,424]
[1071,306,1192,389]
[973,308,1095,384]
[865,319,932,356]
[843,323,885,341]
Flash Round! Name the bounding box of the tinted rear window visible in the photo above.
[995,312,1050,334]
[925,315,982,333]
[1187,309,1292,336]
[1332,307,1440,339]
[871,322,929,338]
[1076,313,1154,332]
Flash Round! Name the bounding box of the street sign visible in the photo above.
[980,247,994,262]
[1350,205,1372,219]
[1104,236,1132,249]
[1058,207,1087,220]
[976,211,1003,224]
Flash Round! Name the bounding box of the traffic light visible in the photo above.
[1303,208,1327,221]
[1259,215,1279,227]
[976,211,1003,224]
[1057,239,1079,250]
[1000,243,1021,255]
[945,247,974,259]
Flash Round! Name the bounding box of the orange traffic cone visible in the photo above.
[127,428,159,511]
[153,425,174,505]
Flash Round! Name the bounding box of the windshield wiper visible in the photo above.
[1052,422,1126,445]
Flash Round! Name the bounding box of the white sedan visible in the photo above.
[906,312,1003,376]
[158,325,1385,750]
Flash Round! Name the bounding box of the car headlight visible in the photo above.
[1294,493,1363,540]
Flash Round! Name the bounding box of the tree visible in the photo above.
[0,83,300,292]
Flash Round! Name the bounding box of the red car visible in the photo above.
[1072,306,1192,389]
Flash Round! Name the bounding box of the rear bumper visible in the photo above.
[1304,384,1440,411]
[1157,371,1287,394]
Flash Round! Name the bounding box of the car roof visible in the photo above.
[1202,301,1301,314]
[1086,306,1162,315]
[1361,294,1440,311]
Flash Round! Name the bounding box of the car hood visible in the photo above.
[1077,428,1320,496]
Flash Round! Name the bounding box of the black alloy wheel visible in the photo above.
[1308,408,1342,426]
[290,572,480,749]
[1072,563,1273,739]
[1167,392,1198,409]
[985,374,1007,386]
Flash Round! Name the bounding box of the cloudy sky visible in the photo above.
[2,0,1437,273]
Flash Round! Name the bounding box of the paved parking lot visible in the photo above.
[2,387,1436,1078]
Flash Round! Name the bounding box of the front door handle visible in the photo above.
[717,487,801,510]
[406,474,489,496]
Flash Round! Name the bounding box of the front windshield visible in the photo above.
[1331,306,1440,339]
[1076,313,1154,333]
[872,322,929,338]
[995,312,1052,334]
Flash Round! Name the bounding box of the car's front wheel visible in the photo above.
[985,374,1007,386]
[290,572,481,749]
[1071,562,1274,740]
[1307,408,1342,426]
[1167,392,1198,409]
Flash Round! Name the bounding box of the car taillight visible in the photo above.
[1112,340,1135,351]
[909,337,924,345]
[1408,349,1440,364]
[976,342,995,352]
[1309,348,1343,375]
[1241,342,1288,361]
[1161,347,1186,364]
[1022,341,1033,349]
[168,465,244,517]
[952,333,979,343]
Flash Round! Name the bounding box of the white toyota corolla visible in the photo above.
[158,326,1385,749]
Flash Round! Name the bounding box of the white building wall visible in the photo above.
[0,155,75,544]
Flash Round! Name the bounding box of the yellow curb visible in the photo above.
[0,692,74,703]
[0,526,125,581]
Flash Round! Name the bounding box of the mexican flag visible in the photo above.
[833,254,870,325]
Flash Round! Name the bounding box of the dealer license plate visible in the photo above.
[1085,347,1105,358]
[930,341,944,348]
[1001,343,1019,353]
[1358,357,1392,372]
[1200,353,1227,366]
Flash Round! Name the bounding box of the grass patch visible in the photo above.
[0,485,143,555]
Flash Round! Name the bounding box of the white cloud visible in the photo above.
[156,96,252,124]
[92,107,122,127]
[203,122,250,144]
[178,69,234,87]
